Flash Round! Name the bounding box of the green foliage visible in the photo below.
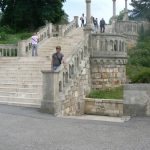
[128,30,150,67]
[87,86,123,99]
[0,0,67,31]
[117,10,125,21]
[132,69,150,83]
[0,32,32,44]
[19,33,32,40]
[130,0,150,21]
[0,31,8,40]
[0,25,15,34]
[127,28,150,83]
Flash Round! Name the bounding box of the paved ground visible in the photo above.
[0,104,150,150]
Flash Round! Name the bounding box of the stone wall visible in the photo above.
[84,98,123,117]
[89,33,127,89]
[124,84,150,117]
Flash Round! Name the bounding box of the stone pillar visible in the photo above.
[74,16,79,28]
[17,40,26,56]
[123,0,129,21]
[41,71,60,115]
[85,0,91,28]
[112,0,116,18]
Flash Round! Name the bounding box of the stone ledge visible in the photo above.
[84,98,123,117]
[124,84,150,90]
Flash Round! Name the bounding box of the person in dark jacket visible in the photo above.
[51,46,64,71]
[100,18,106,33]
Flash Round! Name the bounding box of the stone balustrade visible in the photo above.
[63,17,78,36]
[0,44,18,57]
[90,33,127,89]
[90,33,127,58]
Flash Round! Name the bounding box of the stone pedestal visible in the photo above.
[74,16,79,27]
[41,71,60,115]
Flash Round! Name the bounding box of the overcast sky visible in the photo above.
[63,0,133,23]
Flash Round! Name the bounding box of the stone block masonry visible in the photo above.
[84,98,123,117]
[91,58,126,89]
[89,33,127,89]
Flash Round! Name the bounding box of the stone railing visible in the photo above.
[41,36,90,116]
[18,23,53,56]
[51,16,78,37]
[115,21,138,34]
[90,33,127,58]
[63,16,78,36]
[0,44,18,57]
[90,33,128,89]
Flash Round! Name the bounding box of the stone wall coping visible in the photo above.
[124,84,150,90]
[117,20,138,24]
[0,44,17,46]
[84,98,123,104]
[41,70,59,74]
[91,33,127,38]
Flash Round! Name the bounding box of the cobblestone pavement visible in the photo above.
[0,104,149,150]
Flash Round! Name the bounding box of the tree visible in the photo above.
[130,0,150,21]
[117,10,125,21]
[0,0,66,31]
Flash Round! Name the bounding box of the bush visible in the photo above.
[0,26,15,34]
[127,28,150,83]
[132,69,150,83]
[0,32,8,40]
[19,33,32,40]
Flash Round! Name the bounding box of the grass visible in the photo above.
[87,86,123,99]
[0,32,32,44]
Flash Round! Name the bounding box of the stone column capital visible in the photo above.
[86,0,91,3]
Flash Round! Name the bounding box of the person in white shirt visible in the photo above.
[31,33,39,56]
[80,13,86,27]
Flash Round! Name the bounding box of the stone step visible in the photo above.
[0,83,42,88]
[0,91,41,98]
[0,96,41,104]
[0,81,42,84]
[0,101,40,108]
[0,87,41,93]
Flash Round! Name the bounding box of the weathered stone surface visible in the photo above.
[123,84,150,117]
[84,98,123,117]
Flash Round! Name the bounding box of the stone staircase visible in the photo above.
[38,27,84,57]
[0,27,84,107]
[0,57,51,107]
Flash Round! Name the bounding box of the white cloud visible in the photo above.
[63,0,132,23]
